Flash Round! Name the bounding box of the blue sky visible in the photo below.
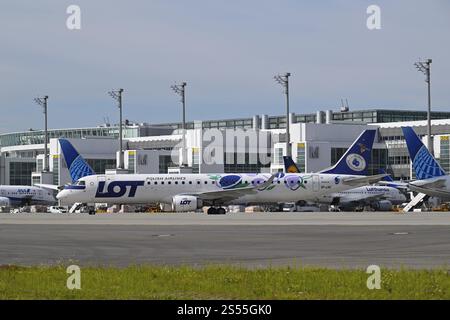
[0,0,449,132]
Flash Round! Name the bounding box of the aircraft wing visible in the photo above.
[376,181,409,190]
[183,174,277,203]
[342,174,388,186]
[351,193,387,204]
[190,186,259,202]
[35,184,61,191]
[408,179,450,199]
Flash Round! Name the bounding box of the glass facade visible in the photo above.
[440,136,450,173]
[3,110,450,150]
[192,148,200,174]
[128,152,136,173]
[159,155,177,174]
[223,153,270,173]
[85,159,116,174]
[296,143,306,172]
[52,156,59,185]
[9,162,36,185]
[273,147,284,166]
[0,126,137,148]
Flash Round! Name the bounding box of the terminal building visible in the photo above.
[1,108,450,187]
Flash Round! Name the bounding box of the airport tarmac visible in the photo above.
[1,212,449,268]
[2,211,450,225]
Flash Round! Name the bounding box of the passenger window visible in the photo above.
[154,181,158,185]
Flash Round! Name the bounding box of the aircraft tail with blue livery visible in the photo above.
[320,129,376,176]
[401,127,450,199]
[59,139,96,183]
[401,127,446,179]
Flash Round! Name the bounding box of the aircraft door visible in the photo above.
[312,175,320,192]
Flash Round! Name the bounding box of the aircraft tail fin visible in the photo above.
[379,168,394,182]
[401,127,446,179]
[283,156,301,173]
[321,129,376,176]
[59,139,95,182]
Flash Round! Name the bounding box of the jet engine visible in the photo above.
[171,195,202,212]
[372,200,393,211]
[0,197,11,207]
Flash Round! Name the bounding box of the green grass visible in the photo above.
[0,265,449,299]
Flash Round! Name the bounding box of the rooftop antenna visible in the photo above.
[340,98,349,112]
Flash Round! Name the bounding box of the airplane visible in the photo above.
[0,185,56,207]
[402,126,450,199]
[56,129,387,214]
[282,156,406,211]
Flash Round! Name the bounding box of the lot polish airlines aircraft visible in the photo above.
[402,126,450,199]
[282,157,406,211]
[56,130,386,214]
[0,185,56,207]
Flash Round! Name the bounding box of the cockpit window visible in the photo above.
[76,180,86,186]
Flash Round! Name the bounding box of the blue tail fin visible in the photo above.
[283,156,300,173]
[59,139,95,182]
[321,129,376,176]
[401,127,446,179]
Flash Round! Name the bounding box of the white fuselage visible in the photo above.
[0,186,56,206]
[319,185,406,206]
[57,172,374,205]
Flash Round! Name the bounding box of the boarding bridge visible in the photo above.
[402,193,427,212]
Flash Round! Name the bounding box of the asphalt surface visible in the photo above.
[1,212,450,268]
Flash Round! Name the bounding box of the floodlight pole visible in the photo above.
[34,95,49,172]
[274,73,291,157]
[171,82,187,167]
[108,88,124,169]
[414,59,433,155]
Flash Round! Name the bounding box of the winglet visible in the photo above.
[59,139,95,182]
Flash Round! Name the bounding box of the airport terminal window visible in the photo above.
[440,136,450,173]
[9,162,36,185]
[86,159,116,174]
[330,148,347,166]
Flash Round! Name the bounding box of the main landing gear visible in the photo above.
[207,207,226,215]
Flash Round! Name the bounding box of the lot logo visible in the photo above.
[346,153,366,172]
[180,199,192,205]
[95,181,144,198]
